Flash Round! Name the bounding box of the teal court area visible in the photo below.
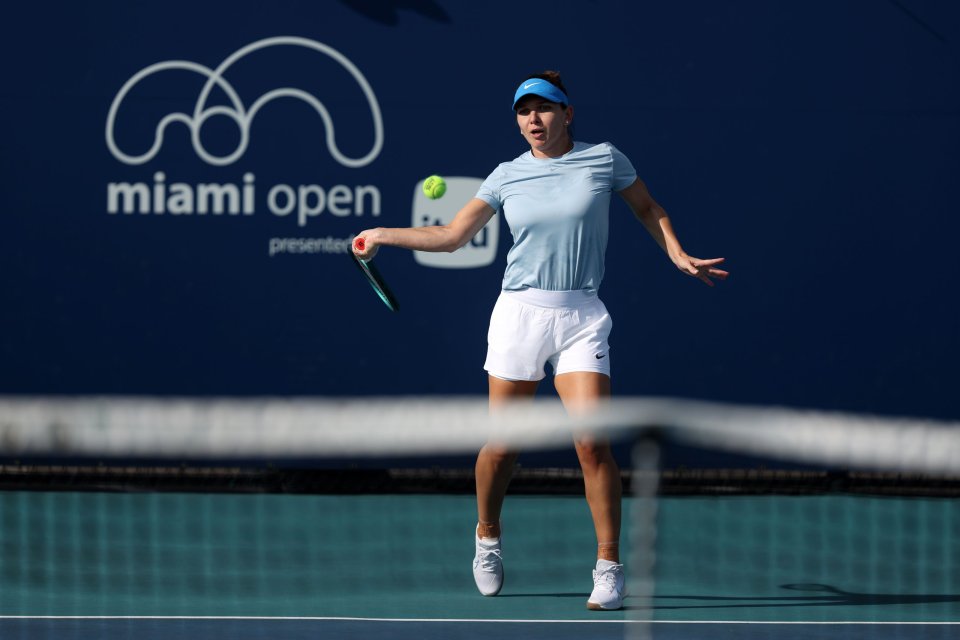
[1,492,957,639]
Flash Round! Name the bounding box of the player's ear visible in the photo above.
[564,105,574,126]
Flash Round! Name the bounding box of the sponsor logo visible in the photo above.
[411,177,497,269]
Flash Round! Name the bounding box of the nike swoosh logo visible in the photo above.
[595,353,606,360]
[523,82,541,90]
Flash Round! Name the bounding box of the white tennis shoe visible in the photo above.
[472,530,503,596]
[587,559,625,610]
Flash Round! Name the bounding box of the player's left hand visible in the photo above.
[676,255,728,286]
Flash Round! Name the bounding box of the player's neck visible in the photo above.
[531,137,574,160]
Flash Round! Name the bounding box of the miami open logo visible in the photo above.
[103,36,491,268]
[105,36,383,168]
[105,36,385,229]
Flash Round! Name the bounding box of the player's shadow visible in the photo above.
[644,583,960,611]
[490,583,960,613]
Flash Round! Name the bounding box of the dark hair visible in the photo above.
[524,70,568,106]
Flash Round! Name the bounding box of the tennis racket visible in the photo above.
[350,237,400,312]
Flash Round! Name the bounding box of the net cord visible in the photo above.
[0,396,957,473]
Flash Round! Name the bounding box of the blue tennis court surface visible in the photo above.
[1,492,957,639]
[1,617,957,639]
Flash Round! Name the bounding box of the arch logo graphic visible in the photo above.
[106,36,383,168]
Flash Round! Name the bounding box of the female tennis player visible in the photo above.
[353,71,728,610]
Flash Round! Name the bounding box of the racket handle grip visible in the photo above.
[354,237,365,252]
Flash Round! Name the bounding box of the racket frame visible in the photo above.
[350,248,400,312]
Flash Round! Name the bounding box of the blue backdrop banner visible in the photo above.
[1,1,958,419]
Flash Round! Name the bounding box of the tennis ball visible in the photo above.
[422,175,447,199]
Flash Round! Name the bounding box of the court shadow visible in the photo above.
[645,583,960,611]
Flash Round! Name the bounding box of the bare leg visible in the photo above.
[554,372,621,562]
[475,376,538,538]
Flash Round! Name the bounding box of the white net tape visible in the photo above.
[0,396,958,473]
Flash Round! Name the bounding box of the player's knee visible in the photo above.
[575,440,615,470]
[479,444,518,467]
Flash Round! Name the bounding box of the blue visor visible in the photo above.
[512,79,568,110]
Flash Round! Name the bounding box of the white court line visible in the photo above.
[0,616,957,625]
[645,621,960,625]
[0,616,625,623]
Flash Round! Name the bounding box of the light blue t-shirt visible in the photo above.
[475,141,637,293]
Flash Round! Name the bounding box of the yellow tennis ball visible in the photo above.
[422,175,447,199]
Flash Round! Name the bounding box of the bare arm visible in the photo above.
[353,198,496,260]
[618,178,728,286]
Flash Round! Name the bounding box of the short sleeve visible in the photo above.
[475,165,505,211]
[608,144,638,191]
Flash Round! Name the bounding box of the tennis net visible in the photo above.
[0,395,958,639]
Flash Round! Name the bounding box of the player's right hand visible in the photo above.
[353,231,379,260]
